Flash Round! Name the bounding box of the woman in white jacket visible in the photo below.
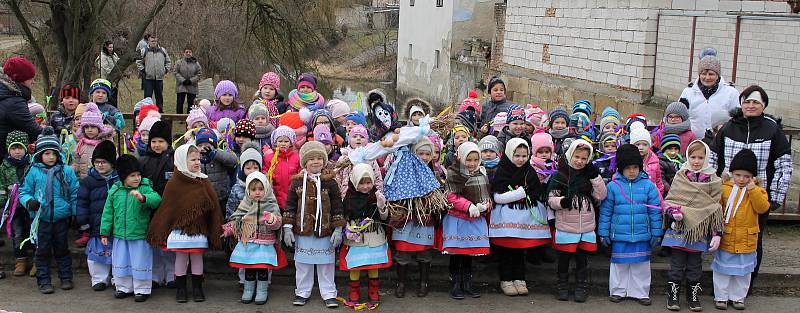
[679,51,739,139]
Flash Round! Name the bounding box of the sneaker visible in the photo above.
[732,301,745,310]
[512,280,529,296]
[92,282,108,291]
[500,281,518,296]
[715,301,728,310]
[637,297,652,306]
[114,290,133,299]
[324,298,339,308]
[74,232,90,247]
[134,294,149,302]
[39,284,55,294]
[61,280,74,290]
[293,296,309,306]
[609,295,623,303]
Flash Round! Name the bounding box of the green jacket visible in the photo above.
[100,178,161,240]
[0,159,28,207]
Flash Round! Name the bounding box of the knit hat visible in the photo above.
[214,80,238,100]
[572,99,592,116]
[148,120,171,143]
[198,99,212,114]
[79,103,105,137]
[3,57,36,82]
[600,106,621,130]
[625,113,648,131]
[526,104,548,129]
[457,141,480,165]
[600,132,618,144]
[530,132,554,154]
[456,110,477,135]
[348,124,368,140]
[28,102,44,115]
[478,135,501,155]
[350,163,375,188]
[195,128,218,146]
[345,111,366,126]
[664,101,689,122]
[139,116,160,134]
[136,98,158,124]
[271,126,296,146]
[487,76,505,92]
[504,138,529,161]
[428,134,443,151]
[6,130,28,152]
[259,72,281,92]
[307,109,334,130]
[248,103,269,120]
[458,92,481,113]
[216,118,235,134]
[234,119,256,139]
[89,78,112,96]
[296,73,318,91]
[327,99,350,119]
[660,134,681,151]
[92,140,117,166]
[313,124,333,145]
[413,136,434,154]
[548,106,569,128]
[616,144,643,171]
[569,112,590,130]
[729,149,758,176]
[34,127,61,156]
[299,141,327,168]
[492,112,508,130]
[506,104,525,124]
[74,103,88,120]
[698,55,721,75]
[116,154,141,180]
[629,124,652,145]
[279,111,305,129]
[59,84,81,101]
[240,142,263,170]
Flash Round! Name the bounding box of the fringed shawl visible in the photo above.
[664,168,724,242]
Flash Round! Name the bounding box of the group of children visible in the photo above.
[0,73,769,311]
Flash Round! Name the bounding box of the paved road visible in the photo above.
[1,274,799,313]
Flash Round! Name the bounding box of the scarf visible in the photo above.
[42,164,67,221]
[664,169,724,242]
[255,98,281,128]
[75,137,102,156]
[255,125,270,139]
[299,171,323,236]
[230,195,280,244]
[680,140,716,175]
[288,89,325,111]
[5,154,30,169]
[446,163,491,205]
[547,162,594,211]
[664,120,691,135]
[698,78,720,100]
[549,127,569,139]
[723,184,747,225]
[482,157,499,168]
[492,155,542,208]
[174,143,208,179]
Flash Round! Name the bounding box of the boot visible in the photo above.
[416,262,430,297]
[29,264,37,277]
[574,268,589,303]
[666,281,680,311]
[556,272,569,301]
[368,278,380,302]
[14,258,27,277]
[175,275,188,303]
[74,231,90,248]
[241,280,255,304]
[461,273,480,298]
[348,280,361,302]
[254,279,269,305]
[394,265,407,298]
[687,282,703,312]
[449,274,464,300]
[191,275,205,302]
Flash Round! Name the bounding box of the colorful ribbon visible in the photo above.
[336,297,380,311]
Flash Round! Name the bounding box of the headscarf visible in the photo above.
[492,138,541,206]
[681,140,715,175]
[174,143,207,179]
[547,139,595,211]
[229,172,280,243]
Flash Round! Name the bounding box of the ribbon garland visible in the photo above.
[336,297,380,311]
[345,218,374,234]
[508,186,546,225]
[2,184,19,238]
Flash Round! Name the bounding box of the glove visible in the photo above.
[222,222,235,237]
[650,236,662,249]
[709,235,721,252]
[182,79,192,86]
[476,202,488,213]
[330,227,343,247]
[601,237,611,247]
[201,145,213,155]
[560,196,572,209]
[376,192,386,209]
[27,200,40,212]
[584,162,600,179]
[468,204,480,218]
[261,211,276,225]
[672,212,683,221]
[283,227,295,247]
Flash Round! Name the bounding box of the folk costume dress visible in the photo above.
[441,143,491,256]
[339,166,391,271]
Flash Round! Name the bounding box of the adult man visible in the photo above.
[174,47,202,114]
[136,35,171,112]
[0,57,42,159]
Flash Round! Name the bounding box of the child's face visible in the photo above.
[509,120,526,136]
[150,138,168,154]
[41,150,58,166]
[315,116,331,128]
[276,137,292,150]
[634,141,650,158]
[91,90,107,103]
[260,85,277,100]
[411,112,423,125]
[603,122,618,133]
[551,117,567,130]
[187,151,202,173]
[248,180,265,201]
[344,120,358,133]
[453,131,468,148]
[197,142,213,150]
[219,94,234,106]
[356,177,374,193]
[490,84,505,102]
[62,96,79,111]
[8,146,25,159]
[731,170,753,187]
[524,123,534,134]
[416,150,432,164]
[93,158,112,175]
[464,151,480,172]
[570,149,590,170]
[124,172,141,188]
[688,149,706,171]
[253,116,269,126]
[622,165,640,180]
[431,148,441,164]
[305,156,325,174]
[666,113,683,125]
[298,86,314,94]
[139,130,149,144]
[535,147,552,160]
[83,126,100,139]
[191,121,206,129]
[481,150,498,160]
[665,146,680,159]
[243,161,260,177]
[235,136,251,146]
[511,146,529,167]
[602,141,617,154]
[349,134,366,148]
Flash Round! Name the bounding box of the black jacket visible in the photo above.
[138,147,174,196]
[0,71,42,159]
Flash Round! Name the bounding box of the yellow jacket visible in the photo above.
[719,179,770,254]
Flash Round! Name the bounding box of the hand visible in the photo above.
[27,200,40,212]
[468,204,480,218]
[746,180,756,190]
[480,124,489,134]
[709,235,721,252]
[331,227,343,247]
[222,222,235,237]
[769,201,781,212]
[261,211,275,224]
[129,190,144,202]
[650,236,662,249]
[283,228,295,248]
[584,162,600,179]
[476,202,488,213]
[560,196,572,209]
[376,192,386,209]
[601,237,611,247]
[201,145,213,155]
[100,236,109,246]
[672,212,683,221]
[183,79,192,86]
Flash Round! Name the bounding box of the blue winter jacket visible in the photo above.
[598,172,663,243]
[19,160,80,222]
[76,168,119,236]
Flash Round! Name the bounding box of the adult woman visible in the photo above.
[95,41,120,80]
[679,51,740,138]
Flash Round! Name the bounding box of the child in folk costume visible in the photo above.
[262,126,301,211]
[598,144,663,306]
[442,142,492,300]
[340,164,391,303]
[661,140,724,312]
[489,138,550,297]
[224,142,263,286]
[336,124,385,199]
[282,141,345,308]
[547,139,607,303]
[99,155,162,302]
[223,172,287,305]
[712,149,770,310]
[147,143,223,303]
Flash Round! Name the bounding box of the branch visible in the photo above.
[4,0,53,97]
[107,0,170,85]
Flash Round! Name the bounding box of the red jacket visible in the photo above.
[262,147,301,210]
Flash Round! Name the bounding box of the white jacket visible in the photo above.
[679,77,740,138]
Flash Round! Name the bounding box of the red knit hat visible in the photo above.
[280,111,305,129]
[59,84,81,101]
[3,57,36,82]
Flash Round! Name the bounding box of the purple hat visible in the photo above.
[313,124,333,145]
[214,80,239,100]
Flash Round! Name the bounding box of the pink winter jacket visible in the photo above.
[446,192,489,221]
[262,147,301,210]
[644,151,665,197]
[677,130,696,155]
[548,176,607,234]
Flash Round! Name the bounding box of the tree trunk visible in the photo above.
[4,0,53,100]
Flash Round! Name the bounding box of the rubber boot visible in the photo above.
[666,281,680,311]
[191,275,205,302]
[461,273,480,298]
[687,282,702,312]
[13,258,27,277]
[416,262,430,297]
[175,275,188,303]
[574,268,589,303]
[349,280,361,302]
[556,272,569,301]
[368,278,380,302]
[241,280,255,304]
[449,274,464,300]
[254,279,269,305]
[394,265,407,298]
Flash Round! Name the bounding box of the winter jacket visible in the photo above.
[207,105,246,124]
[76,168,119,237]
[100,179,161,240]
[73,139,99,179]
[676,130,696,155]
[335,160,384,198]
[96,102,125,131]
[643,151,664,197]
[136,46,171,80]
[479,98,512,128]
[262,147,301,210]
[0,158,28,207]
[495,126,530,155]
[283,170,346,237]
[225,179,246,220]
[174,57,202,94]
[710,109,793,205]
[598,172,663,242]
[138,147,174,196]
[0,70,41,160]
[719,179,770,254]
[19,161,80,222]
[95,52,120,79]
[49,105,76,135]
[548,176,607,234]
[679,77,740,138]
[200,149,238,203]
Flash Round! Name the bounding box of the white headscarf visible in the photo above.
[504,138,529,161]
[680,140,716,175]
[565,139,594,169]
[349,163,375,188]
[174,143,208,179]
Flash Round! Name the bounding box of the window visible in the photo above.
[410,0,414,6]
[436,0,443,7]
[434,49,440,69]
[408,44,413,58]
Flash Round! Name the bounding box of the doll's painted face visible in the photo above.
[124,172,142,188]
[453,131,468,148]
[464,151,480,173]
[150,138,168,154]
[481,150,498,161]
[356,177,374,193]
[242,160,260,177]
[248,180,265,201]
[374,106,392,128]
[602,141,617,154]
[511,146,529,167]
[603,122,618,134]
[260,85,277,100]
[551,117,567,131]
[276,137,292,150]
[535,147,552,160]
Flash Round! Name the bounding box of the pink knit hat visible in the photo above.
[327,99,350,119]
[530,132,554,154]
[78,103,109,138]
[348,124,368,140]
[458,91,481,113]
[139,116,160,133]
[526,104,548,130]
[313,124,333,145]
[492,112,508,130]
[186,107,209,127]
[259,72,281,91]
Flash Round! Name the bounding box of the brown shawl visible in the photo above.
[146,170,223,249]
[664,169,724,243]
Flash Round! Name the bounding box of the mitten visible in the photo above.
[282,226,295,247]
[559,196,572,209]
[672,211,683,221]
[222,222,235,237]
[468,204,480,218]
[27,200,40,212]
[650,236,662,249]
[183,79,192,86]
[584,162,600,179]
[330,227,343,247]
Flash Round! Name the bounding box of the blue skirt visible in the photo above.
[442,215,490,251]
[342,243,391,270]
[112,238,153,281]
[611,241,651,264]
[711,250,757,276]
[393,222,435,247]
[294,235,336,265]
[661,229,708,252]
[230,242,279,266]
[166,229,208,251]
[86,236,112,264]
